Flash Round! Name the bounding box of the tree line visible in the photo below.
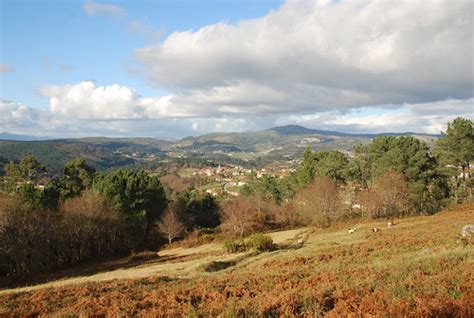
[0,150,227,276]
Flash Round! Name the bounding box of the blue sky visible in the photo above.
[1,0,473,138]
[1,0,282,108]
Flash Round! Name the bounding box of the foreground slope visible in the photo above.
[1,204,473,317]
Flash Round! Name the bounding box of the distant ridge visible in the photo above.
[268,125,440,138]
[0,132,51,141]
[1,125,439,142]
[268,125,353,136]
[0,124,441,172]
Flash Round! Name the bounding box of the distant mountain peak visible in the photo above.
[267,125,316,135]
[267,125,439,138]
[267,125,354,136]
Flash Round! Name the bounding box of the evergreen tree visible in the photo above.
[60,157,97,199]
[93,168,168,246]
[435,117,474,201]
[355,136,446,214]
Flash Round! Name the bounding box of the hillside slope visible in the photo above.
[0,125,439,172]
[0,138,169,172]
[1,204,472,316]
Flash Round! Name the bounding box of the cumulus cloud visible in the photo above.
[2,95,472,138]
[39,81,145,120]
[135,0,473,116]
[32,79,472,136]
[0,100,35,126]
[38,81,208,120]
[83,1,126,19]
[0,64,14,73]
[3,0,473,137]
[0,100,48,134]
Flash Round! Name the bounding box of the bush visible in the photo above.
[202,260,236,272]
[198,233,217,244]
[223,239,245,253]
[247,233,275,252]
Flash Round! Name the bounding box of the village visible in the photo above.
[180,164,296,197]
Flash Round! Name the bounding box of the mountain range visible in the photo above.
[0,125,439,171]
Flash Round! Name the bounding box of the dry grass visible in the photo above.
[0,204,473,317]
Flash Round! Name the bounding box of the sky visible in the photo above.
[0,0,473,138]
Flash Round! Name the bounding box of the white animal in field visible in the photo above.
[387,221,393,227]
[348,228,356,234]
[371,228,379,233]
[460,224,474,241]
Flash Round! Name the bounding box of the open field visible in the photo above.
[0,204,473,317]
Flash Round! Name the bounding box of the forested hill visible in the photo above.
[0,138,170,172]
[267,125,440,138]
[0,125,439,172]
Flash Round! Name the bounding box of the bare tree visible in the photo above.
[373,170,411,220]
[156,207,185,244]
[295,177,341,227]
[220,197,258,237]
[358,170,410,220]
[357,190,383,219]
[272,201,299,228]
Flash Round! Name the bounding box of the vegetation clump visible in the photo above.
[246,233,275,252]
[202,260,236,272]
[223,239,246,253]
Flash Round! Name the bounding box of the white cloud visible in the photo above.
[39,81,145,120]
[276,99,474,134]
[134,0,473,116]
[0,100,34,126]
[0,100,49,134]
[0,64,14,73]
[3,0,473,138]
[39,81,200,120]
[1,96,472,138]
[83,1,126,19]
[33,79,473,136]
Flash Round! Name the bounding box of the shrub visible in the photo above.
[223,239,245,253]
[272,202,301,229]
[202,260,236,272]
[198,233,217,244]
[247,233,275,252]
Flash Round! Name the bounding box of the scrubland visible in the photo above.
[0,203,473,317]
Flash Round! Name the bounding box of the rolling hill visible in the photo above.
[172,125,438,162]
[0,138,170,172]
[0,125,439,172]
